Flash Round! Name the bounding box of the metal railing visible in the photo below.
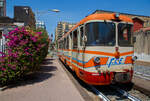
[0,44,6,56]
[134,65,150,80]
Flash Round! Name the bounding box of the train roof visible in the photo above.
[58,13,133,41]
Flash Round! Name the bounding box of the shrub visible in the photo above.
[0,27,50,85]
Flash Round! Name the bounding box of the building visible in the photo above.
[14,6,36,27]
[0,0,6,16]
[0,5,36,56]
[36,21,46,29]
[55,22,75,42]
[93,10,150,32]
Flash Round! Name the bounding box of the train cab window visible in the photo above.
[73,30,78,49]
[118,23,133,46]
[85,22,115,46]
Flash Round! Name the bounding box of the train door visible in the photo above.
[69,32,73,69]
[76,27,80,67]
[78,25,85,68]
[72,29,78,71]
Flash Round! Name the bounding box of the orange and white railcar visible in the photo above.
[57,13,137,85]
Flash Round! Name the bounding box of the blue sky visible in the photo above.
[7,0,150,41]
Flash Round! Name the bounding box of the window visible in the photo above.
[0,1,3,7]
[0,31,2,46]
[59,41,63,49]
[64,38,66,49]
[0,8,4,16]
[85,22,115,46]
[118,23,133,46]
[73,30,78,49]
[66,36,69,49]
[0,31,2,39]
[80,26,84,46]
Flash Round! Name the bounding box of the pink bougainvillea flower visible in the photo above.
[36,32,42,35]
[11,65,16,70]
[0,26,49,84]
[1,67,6,71]
[8,64,11,67]
[30,37,37,42]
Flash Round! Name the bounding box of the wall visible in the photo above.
[134,29,150,62]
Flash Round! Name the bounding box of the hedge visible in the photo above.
[0,27,50,85]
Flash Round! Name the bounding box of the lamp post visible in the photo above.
[35,9,60,56]
[36,9,60,20]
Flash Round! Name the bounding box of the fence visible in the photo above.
[134,29,150,62]
[0,37,7,56]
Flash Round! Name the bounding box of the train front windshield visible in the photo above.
[85,22,133,47]
[85,22,116,46]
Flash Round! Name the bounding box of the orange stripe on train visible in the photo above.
[62,49,133,57]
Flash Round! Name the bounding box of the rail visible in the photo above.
[89,85,110,101]
[110,86,141,101]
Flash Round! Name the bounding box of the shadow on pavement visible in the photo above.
[3,58,57,90]
[41,58,54,65]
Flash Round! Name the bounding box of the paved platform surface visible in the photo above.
[133,60,150,96]
[132,75,150,96]
[0,57,85,101]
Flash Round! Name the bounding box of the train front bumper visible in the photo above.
[80,70,133,85]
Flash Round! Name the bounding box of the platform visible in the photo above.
[133,60,150,96]
[0,57,85,101]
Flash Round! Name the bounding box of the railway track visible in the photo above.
[90,85,142,101]
[110,86,141,101]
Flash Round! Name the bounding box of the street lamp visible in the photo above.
[36,9,60,20]
[49,9,60,13]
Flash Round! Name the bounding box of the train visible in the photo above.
[57,13,137,85]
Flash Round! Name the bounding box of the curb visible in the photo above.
[0,86,7,91]
[133,84,150,97]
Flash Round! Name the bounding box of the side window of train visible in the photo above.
[61,40,63,49]
[59,42,61,49]
[70,32,73,49]
[60,41,62,49]
[73,29,78,49]
[64,38,66,49]
[80,26,84,46]
[66,36,69,49]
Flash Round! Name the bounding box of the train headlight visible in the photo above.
[132,56,137,61]
[94,57,100,64]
